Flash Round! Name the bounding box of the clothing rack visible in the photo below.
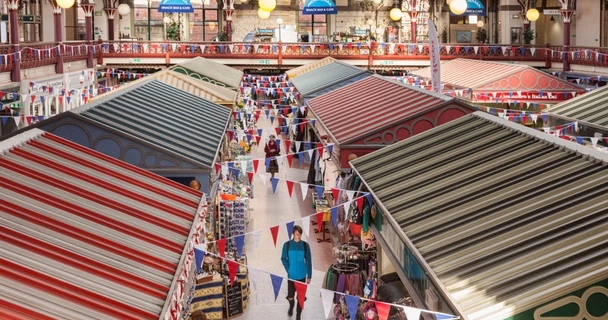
[331,262,359,273]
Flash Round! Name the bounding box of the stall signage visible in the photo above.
[543,9,561,14]
[0,15,40,23]
[259,59,271,65]
[225,282,243,318]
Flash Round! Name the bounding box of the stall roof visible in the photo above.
[543,85,608,129]
[91,70,237,106]
[306,74,461,145]
[290,61,371,98]
[0,129,202,320]
[286,57,337,79]
[74,78,231,169]
[411,58,583,92]
[351,111,608,320]
[170,57,243,90]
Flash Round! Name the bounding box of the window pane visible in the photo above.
[190,24,204,41]
[205,9,218,21]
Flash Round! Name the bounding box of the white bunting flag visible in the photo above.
[253,44,259,52]
[530,47,536,56]
[530,114,538,123]
[300,106,306,114]
[296,141,302,153]
[171,43,177,52]
[259,174,268,185]
[446,45,451,53]
[113,43,118,52]
[252,230,263,251]
[228,44,234,53]
[14,116,20,127]
[300,182,309,201]
[346,190,355,202]
[241,161,248,173]
[574,121,579,132]
[404,307,421,320]
[306,149,313,159]
[501,46,508,55]
[248,267,261,290]
[389,43,395,53]
[591,137,599,147]
[338,43,343,51]
[301,216,310,238]
[282,45,288,53]
[200,45,206,53]
[473,46,479,54]
[343,201,351,215]
[143,44,148,52]
[320,288,335,319]
[309,44,315,52]
[417,44,423,52]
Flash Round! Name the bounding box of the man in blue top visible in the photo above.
[281,225,312,320]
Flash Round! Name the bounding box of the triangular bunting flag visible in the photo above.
[252,159,259,173]
[286,154,293,167]
[227,259,239,286]
[249,267,261,289]
[330,206,338,227]
[270,225,279,247]
[345,294,360,320]
[286,180,294,197]
[247,172,254,184]
[235,234,245,258]
[286,221,295,239]
[331,188,340,202]
[252,230,263,250]
[317,212,324,233]
[270,274,283,302]
[346,190,355,202]
[376,301,391,320]
[294,281,308,309]
[271,177,279,193]
[194,247,206,274]
[301,216,310,238]
[315,185,324,198]
[217,238,226,258]
[403,307,421,320]
[300,182,308,201]
[320,288,334,319]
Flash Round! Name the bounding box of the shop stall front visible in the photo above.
[350,111,608,320]
[290,61,372,100]
[285,56,337,79]
[306,74,475,170]
[170,57,244,91]
[544,84,608,145]
[411,59,586,109]
[0,129,206,320]
[5,78,231,194]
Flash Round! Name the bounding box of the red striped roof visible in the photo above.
[411,58,582,91]
[0,130,202,320]
[306,75,453,144]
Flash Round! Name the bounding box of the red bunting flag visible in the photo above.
[331,188,340,202]
[252,159,259,173]
[274,127,280,136]
[355,196,364,212]
[286,180,294,197]
[30,95,36,103]
[317,143,324,158]
[255,136,261,145]
[227,259,239,286]
[286,154,293,168]
[247,172,254,184]
[317,212,324,233]
[294,282,308,309]
[217,238,226,258]
[270,225,279,247]
[215,163,221,175]
[375,301,391,320]
[26,116,33,125]
[299,122,306,132]
[284,140,291,154]
[227,130,234,141]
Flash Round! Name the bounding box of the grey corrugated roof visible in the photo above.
[544,85,608,129]
[171,57,243,90]
[0,129,201,319]
[72,79,231,169]
[291,61,371,97]
[351,111,608,320]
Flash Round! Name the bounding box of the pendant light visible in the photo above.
[56,0,75,8]
[449,0,467,15]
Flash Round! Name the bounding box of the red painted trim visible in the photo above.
[0,176,182,253]
[0,258,158,320]
[11,146,193,221]
[0,225,167,297]
[28,138,199,207]
[0,157,188,235]
[0,299,56,320]
[0,198,176,274]
[42,133,202,196]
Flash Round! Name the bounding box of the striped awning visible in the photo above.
[291,61,371,97]
[306,75,455,144]
[544,84,608,129]
[74,78,231,169]
[171,57,243,90]
[411,58,583,92]
[351,112,608,320]
[0,129,202,320]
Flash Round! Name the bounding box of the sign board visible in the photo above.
[543,9,561,14]
[158,0,194,12]
[1,15,40,23]
[302,0,338,14]
[225,281,243,318]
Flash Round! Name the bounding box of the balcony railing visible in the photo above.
[2,40,608,79]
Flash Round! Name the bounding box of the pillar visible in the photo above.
[81,0,96,68]
[409,11,419,43]
[223,0,234,41]
[50,0,65,74]
[103,0,119,41]
[7,0,20,82]
[560,0,576,74]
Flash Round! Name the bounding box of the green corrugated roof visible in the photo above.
[291,61,370,97]
[544,85,608,129]
[72,79,231,169]
[170,57,243,90]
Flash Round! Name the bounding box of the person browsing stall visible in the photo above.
[281,225,312,320]
[264,134,280,180]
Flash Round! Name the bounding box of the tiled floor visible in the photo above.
[239,114,337,320]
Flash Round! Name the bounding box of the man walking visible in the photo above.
[281,225,312,320]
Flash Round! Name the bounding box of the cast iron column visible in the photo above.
[103,0,118,41]
[81,0,95,68]
[50,0,64,73]
[409,11,419,43]
[223,0,234,41]
[559,0,576,74]
[7,0,20,82]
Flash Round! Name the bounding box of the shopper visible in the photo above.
[264,134,280,180]
[281,225,312,320]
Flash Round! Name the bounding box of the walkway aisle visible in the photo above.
[240,112,336,320]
